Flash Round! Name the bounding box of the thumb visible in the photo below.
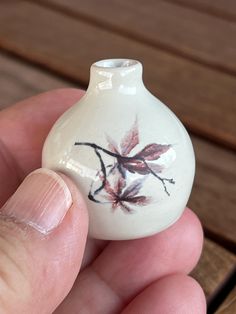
[0,168,88,314]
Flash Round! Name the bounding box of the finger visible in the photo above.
[0,89,106,271]
[0,168,88,314]
[121,274,206,314]
[56,208,203,313]
[0,88,84,206]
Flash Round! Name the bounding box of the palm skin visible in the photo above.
[0,89,206,313]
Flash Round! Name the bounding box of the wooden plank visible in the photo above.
[216,285,236,313]
[0,2,236,151]
[0,52,73,110]
[166,0,236,22]
[40,0,236,74]
[0,6,236,247]
[192,239,236,302]
[190,137,236,251]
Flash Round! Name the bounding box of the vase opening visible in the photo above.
[88,59,144,93]
[93,59,139,69]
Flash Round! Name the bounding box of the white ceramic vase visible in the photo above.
[42,59,195,240]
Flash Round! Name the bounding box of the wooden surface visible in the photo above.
[192,239,236,303]
[216,286,236,313]
[0,1,235,312]
[0,52,73,109]
[44,0,236,73]
[166,0,236,22]
[0,1,236,150]
[189,137,236,250]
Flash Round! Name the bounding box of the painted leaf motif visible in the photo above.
[75,115,176,210]
[120,117,139,156]
[125,195,151,206]
[119,202,134,213]
[104,179,116,197]
[135,144,170,161]
[106,135,120,154]
[121,178,144,198]
[104,194,116,203]
[121,159,149,175]
[114,175,126,195]
[117,163,127,178]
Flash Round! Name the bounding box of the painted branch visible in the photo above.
[75,142,133,161]
[75,141,175,197]
[142,159,175,196]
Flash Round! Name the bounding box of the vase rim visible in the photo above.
[92,58,141,70]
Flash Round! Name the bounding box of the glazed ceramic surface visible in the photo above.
[42,59,195,240]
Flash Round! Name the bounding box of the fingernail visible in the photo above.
[1,168,72,234]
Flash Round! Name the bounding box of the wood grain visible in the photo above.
[166,0,236,22]
[190,137,236,250]
[0,1,236,150]
[192,239,236,302]
[1,48,236,247]
[0,53,73,109]
[216,285,236,313]
[40,0,236,74]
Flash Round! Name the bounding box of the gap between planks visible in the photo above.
[0,51,75,109]
[32,0,236,76]
[191,239,236,306]
[216,284,236,314]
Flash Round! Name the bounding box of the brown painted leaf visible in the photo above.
[111,201,119,210]
[117,164,127,178]
[104,179,116,197]
[106,135,120,154]
[135,144,170,161]
[125,195,151,206]
[121,178,144,198]
[114,175,126,196]
[104,194,116,203]
[121,159,150,175]
[119,202,134,213]
[120,117,139,156]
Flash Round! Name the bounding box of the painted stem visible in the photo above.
[94,148,107,194]
[75,142,133,160]
[142,159,175,196]
[75,141,175,197]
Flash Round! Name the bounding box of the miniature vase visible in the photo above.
[42,59,195,240]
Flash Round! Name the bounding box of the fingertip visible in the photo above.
[181,208,204,271]
[38,88,85,103]
[0,168,89,313]
[30,171,89,310]
[122,274,206,314]
[19,87,85,108]
[149,207,204,274]
[58,171,89,233]
[156,274,206,314]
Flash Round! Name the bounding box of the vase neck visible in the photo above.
[87,59,145,95]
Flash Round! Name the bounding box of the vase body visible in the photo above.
[42,59,195,240]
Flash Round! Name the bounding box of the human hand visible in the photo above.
[0,89,206,313]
